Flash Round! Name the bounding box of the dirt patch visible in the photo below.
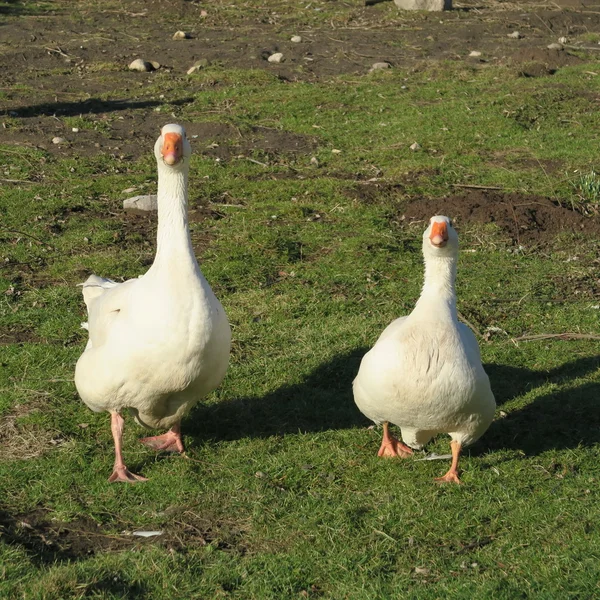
[510,47,581,77]
[0,325,41,345]
[0,402,64,460]
[0,506,249,564]
[400,190,600,246]
[1,1,600,164]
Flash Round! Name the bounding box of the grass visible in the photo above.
[2,2,600,598]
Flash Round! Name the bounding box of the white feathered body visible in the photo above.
[75,134,231,430]
[75,268,230,429]
[353,314,495,449]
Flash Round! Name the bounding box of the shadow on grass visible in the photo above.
[485,354,600,455]
[13,97,194,118]
[186,349,600,458]
[0,0,52,17]
[187,347,369,442]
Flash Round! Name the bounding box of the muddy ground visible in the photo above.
[2,0,600,246]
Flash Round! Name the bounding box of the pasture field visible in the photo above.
[1,0,600,597]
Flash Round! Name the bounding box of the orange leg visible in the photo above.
[108,413,147,483]
[435,440,462,484]
[139,421,185,453]
[377,422,413,458]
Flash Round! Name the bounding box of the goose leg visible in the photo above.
[377,422,413,458]
[435,440,462,484]
[108,412,148,483]
[139,421,185,453]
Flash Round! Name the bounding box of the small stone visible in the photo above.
[395,0,450,9]
[173,30,191,40]
[123,195,158,213]
[291,35,302,43]
[71,127,79,133]
[268,52,284,63]
[128,58,156,72]
[52,136,66,144]
[409,142,421,151]
[310,156,319,167]
[187,58,209,74]
[507,31,522,39]
[547,43,563,50]
[332,149,342,154]
[558,36,569,44]
[469,50,482,57]
[370,61,392,72]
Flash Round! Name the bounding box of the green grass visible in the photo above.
[2,7,600,599]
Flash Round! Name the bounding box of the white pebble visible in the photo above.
[71,127,79,133]
[370,62,391,72]
[469,51,482,57]
[52,137,66,144]
[268,52,284,64]
[291,35,302,43]
[409,142,421,151]
[172,31,190,40]
[507,31,522,39]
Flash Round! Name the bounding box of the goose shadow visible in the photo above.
[186,347,369,442]
[184,350,600,459]
[484,354,600,456]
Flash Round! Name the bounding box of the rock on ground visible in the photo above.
[123,195,158,212]
[394,0,451,10]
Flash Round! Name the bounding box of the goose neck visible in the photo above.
[412,256,457,320]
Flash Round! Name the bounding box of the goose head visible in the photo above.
[154,123,192,169]
[422,215,458,259]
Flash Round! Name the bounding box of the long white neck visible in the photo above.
[150,162,199,274]
[411,254,457,322]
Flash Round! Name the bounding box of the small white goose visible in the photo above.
[75,124,231,483]
[353,216,495,483]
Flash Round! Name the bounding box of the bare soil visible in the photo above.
[0,506,248,564]
[401,189,600,246]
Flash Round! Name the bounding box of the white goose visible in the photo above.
[75,124,231,483]
[353,216,495,483]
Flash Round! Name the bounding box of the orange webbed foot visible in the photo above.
[434,470,462,485]
[377,437,414,459]
[139,430,185,453]
[108,466,148,483]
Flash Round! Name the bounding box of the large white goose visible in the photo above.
[75,124,231,483]
[353,216,495,483]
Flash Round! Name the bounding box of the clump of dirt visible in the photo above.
[510,48,581,77]
[400,190,600,246]
[0,325,41,345]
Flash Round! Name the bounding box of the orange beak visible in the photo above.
[429,221,448,247]
[161,132,183,165]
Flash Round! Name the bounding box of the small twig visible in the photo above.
[44,46,71,59]
[373,529,398,543]
[452,184,504,190]
[0,178,36,184]
[0,227,51,247]
[458,311,483,339]
[245,157,268,168]
[511,333,600,342]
